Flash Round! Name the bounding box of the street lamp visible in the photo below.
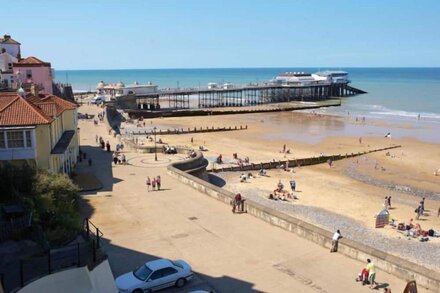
[153,126,157,161]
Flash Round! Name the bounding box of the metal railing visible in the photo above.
[1,219,104,293]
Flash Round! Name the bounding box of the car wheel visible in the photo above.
[132,289,143,293]
[175,278,186,288]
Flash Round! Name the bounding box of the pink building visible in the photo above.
[13,56,53,94]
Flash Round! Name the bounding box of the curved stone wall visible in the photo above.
[167,152,440,292]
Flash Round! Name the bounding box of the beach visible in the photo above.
[119,109,440,270]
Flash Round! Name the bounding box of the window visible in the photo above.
[26,70,32,79]
[161,267,178,277]
[25,131,32,147]
[8,63,12,70]
[0,132,5,148]
[7,131,25,148]
[133,265,152,281]
[149,270,163,281]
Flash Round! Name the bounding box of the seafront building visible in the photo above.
[0,89,79,174]
[13,56,54,94]
[0,34,54,94]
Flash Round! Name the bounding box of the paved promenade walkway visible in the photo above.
[76,104,430,293]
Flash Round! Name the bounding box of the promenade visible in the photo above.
[75,103,431,292]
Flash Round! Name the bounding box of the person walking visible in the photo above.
[106,141,111,152]
[330,230,342,252]
[420,197,425,215]
[146,177,151,192]
[387,196,392,209]
[289,178,296,192]
[156,175,161,190]
[366,259,377,289]
[152,178,157,191]
[415,204,423,220]
[384,196,389,209]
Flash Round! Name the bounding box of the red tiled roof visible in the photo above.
[0,93,53,126]
[0,37,21,45]
[14,56,50,67]
[30,93,77,116]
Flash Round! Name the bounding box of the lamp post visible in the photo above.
[153,127,157,161]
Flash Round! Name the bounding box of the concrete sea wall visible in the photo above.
[167,152,440,292]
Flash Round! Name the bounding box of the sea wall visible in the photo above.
[167,152,440,292]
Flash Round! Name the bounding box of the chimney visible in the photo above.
[30,84,39,96]
[3,34,10,40]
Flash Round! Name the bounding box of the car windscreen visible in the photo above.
[133,265,152,281]
[170,260,183,269]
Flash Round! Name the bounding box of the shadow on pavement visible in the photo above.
[76,145,124,194]
[102,237,261,293]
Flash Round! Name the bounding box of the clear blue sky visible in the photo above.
[3,0,440,69]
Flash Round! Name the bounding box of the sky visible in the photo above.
[2,0,440,70]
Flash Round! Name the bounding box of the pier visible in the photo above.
[128,83,363,111]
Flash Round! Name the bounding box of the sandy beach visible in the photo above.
[119,110,440,270]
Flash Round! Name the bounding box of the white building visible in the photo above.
[273,72,329,86]
[97,81,158,98]
[315,71,350,84]
[0,50,17,89]
[0,34,21,59]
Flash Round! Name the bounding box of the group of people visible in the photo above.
[146,176,162,191]
[268,179,298,201]
[96,135,111,152]
[163,145,177,154]
[355,258,379,289]
[331,230,381,290]
[113,152,126,165]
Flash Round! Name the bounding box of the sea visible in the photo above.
[55,68,440,141]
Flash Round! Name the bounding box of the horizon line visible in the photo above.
[54,66,440,71]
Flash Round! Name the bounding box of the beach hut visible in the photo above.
[375,208,390,228]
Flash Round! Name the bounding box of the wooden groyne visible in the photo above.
[126,125,248,136]
[208,145,402,173]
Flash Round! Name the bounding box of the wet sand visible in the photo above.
[120,110,440,269]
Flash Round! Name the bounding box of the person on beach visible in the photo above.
[156,176,161,190]
[359,137,363,144]
[366,259,377,289]
[146,177,151,192]
[151,178,156,191]
[290,179,296,192]
[277,180,284,192]
[415,204,423,220]
[327,159,333,167]
[106,141,111,152]
[191,137,194,144]
[113,153,118,165]
[420,197,425,215]
[387,196,392,209]
[121,154,126,164]
[384,196,389,209]
[330,230,342,252]
[95,134,98,144]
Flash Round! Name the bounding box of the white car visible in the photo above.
[116,259,193,293]
[91,95,105,104]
